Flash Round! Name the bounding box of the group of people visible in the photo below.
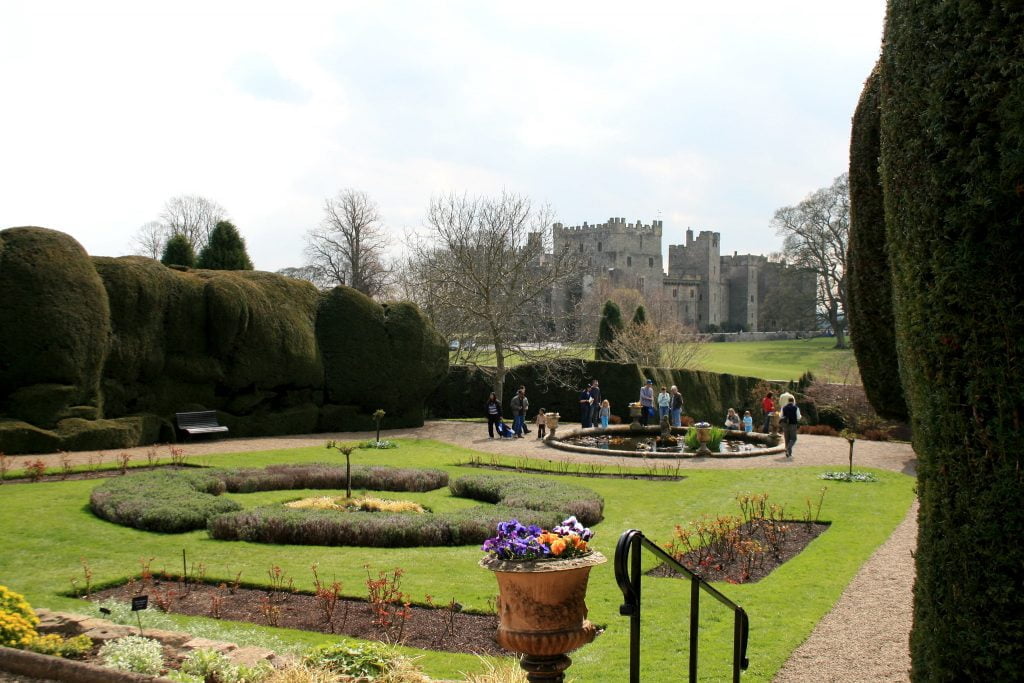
[485,385,549,439]
[725,390,801,458]
[486,382,802,457]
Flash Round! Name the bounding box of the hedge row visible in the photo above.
[0,228,448,453]
[846,64,907,421]
[429,360,770,425]
[863,3,1024,677]
[208,473,602,547]
[206,504,558,548]
[89,471,241,533]
[217,463,449,494]
[447,474,604,526]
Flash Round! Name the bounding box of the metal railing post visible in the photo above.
[689,575,699,683]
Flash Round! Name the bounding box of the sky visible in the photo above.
[0,0,885,272]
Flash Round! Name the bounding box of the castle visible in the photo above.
[551,217,816,332]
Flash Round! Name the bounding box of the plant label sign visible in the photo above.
[131,596,149,611]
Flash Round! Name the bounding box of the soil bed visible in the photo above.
[649,521,830,584]
[91,582,505,656]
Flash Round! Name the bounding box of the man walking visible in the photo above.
[782,396,799,458]
[510,386,529,438]
[579,383,593,428]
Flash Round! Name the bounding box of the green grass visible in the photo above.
[451,337,856,383]
[0,438,914,681]
[696,336,858,382]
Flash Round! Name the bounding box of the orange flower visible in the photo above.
[549,538,568,556]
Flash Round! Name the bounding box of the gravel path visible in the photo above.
[3,421,918,681]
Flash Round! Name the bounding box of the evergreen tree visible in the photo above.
[631,305,648,327]
[197,221,253,270]
[160,233,195,268]
[595,300,624,361]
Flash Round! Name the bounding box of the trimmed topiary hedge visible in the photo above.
[216,463,449,494]
[847,64,908,422]
[317,287,448,427]
[872,3,1024,678]
[90,471,241,533]
[448,474,604,526]
[0,228,110,428]
[208,473,603,548]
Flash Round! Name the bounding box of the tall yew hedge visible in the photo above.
[847,64,907,421]
[876,2,1024,678]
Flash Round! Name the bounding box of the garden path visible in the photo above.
[5,422,918,682]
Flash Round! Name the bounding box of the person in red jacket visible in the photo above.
[761,391,776,432]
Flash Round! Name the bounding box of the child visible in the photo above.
[535,409,547,439]
[725,408,741,430]
[742,410,753,433]
[599,399,611,429]
[496,421,514,439]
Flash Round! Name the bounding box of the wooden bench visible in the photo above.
[175,411,229,440]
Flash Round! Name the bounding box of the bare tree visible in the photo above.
[275,265,335,290]
[129,220,167,259]
[605,319,708,369]
[305,189,391,297]
[159,195,228,253]
[404,191,585,401]
[772,173,850,347]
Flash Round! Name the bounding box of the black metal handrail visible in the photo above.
[614,529,750,682]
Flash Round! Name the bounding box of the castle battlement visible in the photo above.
[553,217,663,233]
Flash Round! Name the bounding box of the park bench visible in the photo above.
[175,410,229,440]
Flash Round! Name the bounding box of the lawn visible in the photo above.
[452,336,857,383]
[0,439,913,681]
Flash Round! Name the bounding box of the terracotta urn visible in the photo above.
[481,552,606,681]
[770,411,781,435]
[544,412,560,437]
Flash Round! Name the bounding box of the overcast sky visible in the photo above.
[0,0,884,272]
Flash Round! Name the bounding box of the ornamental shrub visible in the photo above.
[874,3,1024,677]
[217,463,448,494]
[160,233,195,268]
[99,636,164,675]
[26,633,93,659]
[0,585,37,625]
[847,63,908,421]
[196,220,254,270]
[0,611,37,648]
[90,470,240,532]
[448,474,604,526]
[595,300,624,361]
[304,642,395,679]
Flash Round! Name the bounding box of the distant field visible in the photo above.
[451,336,858,383]
[695,336,858,382]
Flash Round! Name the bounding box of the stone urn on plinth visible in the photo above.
[481,553,606,682]
[695,422,712,456]
[628,403,643,429]
[544,412,561,438]
[770,411,781,436]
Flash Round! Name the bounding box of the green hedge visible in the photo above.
[847,64,908,421]
[216,463,449,494]
[208,472,603,547]
[90,470,241,533]
[428,360,769,425]
[0,228,110,428]
[317,287,448,427]
[877,3,1024,678]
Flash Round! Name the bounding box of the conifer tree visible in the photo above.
[595,300,624,361]
[160,233,195,268]
[197,221,253,270]
[632,305,648,327]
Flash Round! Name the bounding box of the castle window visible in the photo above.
[639,236,643,249]
[579,244,583,252]
[648,257,654,268]
[672,289,677,298]
[598,242,602,252]
[690,290,694,298]
[627,256,632,267]
[639,277,645,289]
[750,295,754,303]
